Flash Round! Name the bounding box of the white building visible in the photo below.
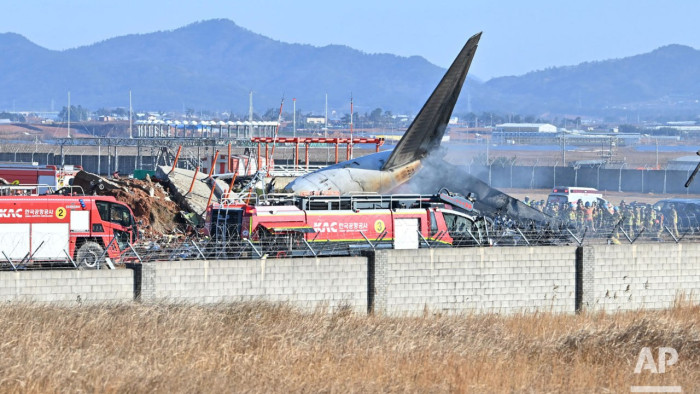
[306,116,326,125]
[495,123,557,133]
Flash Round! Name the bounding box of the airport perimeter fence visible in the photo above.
[4,146,700,195]
[2,219,699,271]
[466,164,700,195]
[116,218,700,264]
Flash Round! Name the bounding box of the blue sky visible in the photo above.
[4,0,700,80]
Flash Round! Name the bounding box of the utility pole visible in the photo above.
[293,98,296,138]
[248,91,254,138]
[561,135,566,164]
[486,136,489,164]
[350,95,354,159]
[129,90,133,139]
[324,93,328,138]
[655,137,659,169]
[67,91,71,138]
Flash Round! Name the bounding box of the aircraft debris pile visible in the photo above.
[154,165,229,220]
[72,171,184,236]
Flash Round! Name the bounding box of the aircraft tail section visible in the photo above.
[382,32,481,171]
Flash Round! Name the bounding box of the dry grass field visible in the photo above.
[0,302,698,392]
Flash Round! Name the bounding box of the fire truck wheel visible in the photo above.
[76,242,105,269]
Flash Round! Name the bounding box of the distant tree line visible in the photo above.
[58,105,91,122]
[0,112,26,122]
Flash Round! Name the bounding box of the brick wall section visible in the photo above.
[371,250,388,314]
[374,246,578,315]
[4,243,700,313]
[0,269,133,304]
[140,257,367,312]
[586,243,700,311]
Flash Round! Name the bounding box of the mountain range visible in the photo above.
[1,19,699,118]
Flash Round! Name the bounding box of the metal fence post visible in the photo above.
[510,161,515,188]
[488,163,492,186]
[618,164,625,192]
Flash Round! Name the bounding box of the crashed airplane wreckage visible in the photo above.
[282,32,564,241]
[284,32,482,195]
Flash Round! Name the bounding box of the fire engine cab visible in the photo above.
[0,195,137,268]
[207,190,489,256]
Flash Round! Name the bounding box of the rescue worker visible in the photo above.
[594,202,604,230]
[606,205,622,244]
[583,201,595,231]
[655,206,664,237]
[646,206,657,238]
[536,201,544,212]
[634,205,643,235]
[612,206,622,230]
[623,206,635,238]
[550,202,559,218]
[576,200,585,228]
[603,203,616,231]
[559,203,569,222]
[668,204,679,238]
[568,202,577,224]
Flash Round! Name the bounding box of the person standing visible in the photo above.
[669,204,679,238]
[623,206,635,238]
[583,202,595,232]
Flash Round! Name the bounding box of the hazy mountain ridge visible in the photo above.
[479,44,700,116]
[0,19,444,114]
[1,19,699,117]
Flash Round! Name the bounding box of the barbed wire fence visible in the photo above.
[116,215,700,264]
[2,210,699,270]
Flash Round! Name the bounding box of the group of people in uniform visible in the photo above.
[523,196,680,243]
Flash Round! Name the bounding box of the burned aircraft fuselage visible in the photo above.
[284,32,482,195]
[284,150,421,194]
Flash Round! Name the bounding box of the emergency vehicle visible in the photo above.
[547,186,603,206]
[206,190,489,256]
[0,163,82,194]
[0,195,137,268]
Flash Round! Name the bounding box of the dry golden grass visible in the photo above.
[0,302,698,393]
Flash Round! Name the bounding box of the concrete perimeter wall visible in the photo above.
[0,269,133,304]
[581,243,700,311]
[3,243,700,315]
[372,247,577,315]
[138,257,368,313]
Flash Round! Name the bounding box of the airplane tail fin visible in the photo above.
[382,32,481,171]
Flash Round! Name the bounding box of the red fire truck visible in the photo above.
[0,163,83,194]
[207,190,489,256]
[0,195,137,268]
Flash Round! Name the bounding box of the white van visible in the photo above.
[547,186,603,205]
